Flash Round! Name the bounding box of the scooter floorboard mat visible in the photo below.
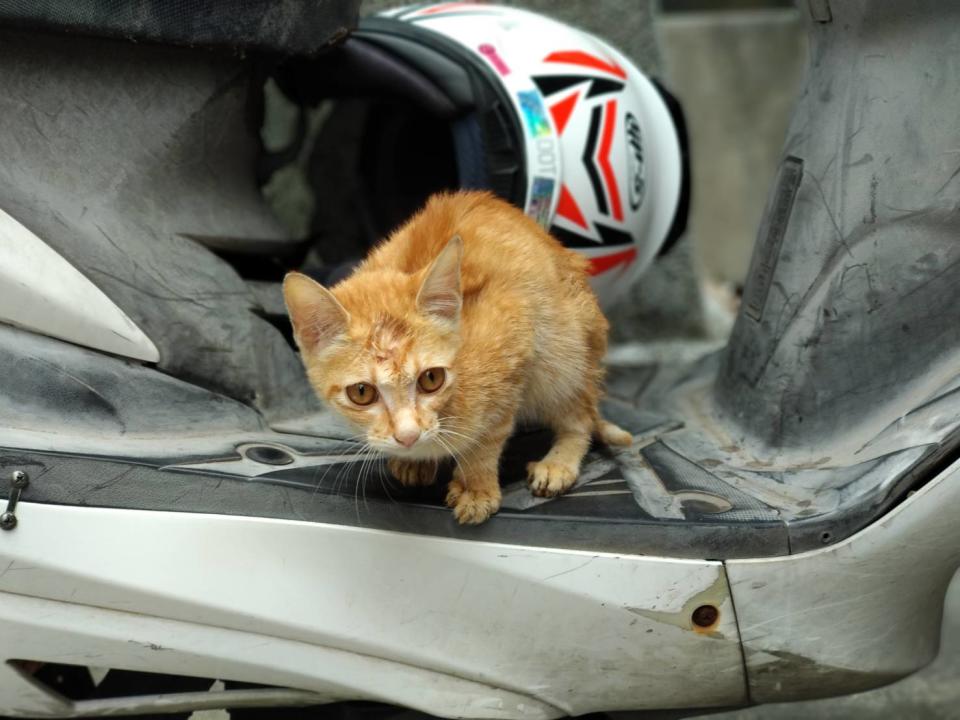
[0,443,788,559]
[1,369,950,559]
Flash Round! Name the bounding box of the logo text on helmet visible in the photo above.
[625,112,645,212]
[535,137,558,176]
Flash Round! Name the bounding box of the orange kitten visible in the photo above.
[283,191,632,524]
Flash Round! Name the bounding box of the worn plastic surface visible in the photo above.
[718,0,960,464]
[1,0,958,562]
[0,28,322,424]
[3,1,960,713]
[0,321,942,561]
[729,456,960,703]
[0,503,746,717]
[0,325,786,559]
[0,0,359,54]
[0,209,158,362]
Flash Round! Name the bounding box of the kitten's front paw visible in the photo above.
[388,458,438,487]
[527,460,579,497]
[445,478,501,525]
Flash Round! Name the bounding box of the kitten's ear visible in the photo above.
[283,272,349,352]
[417,235,462,325]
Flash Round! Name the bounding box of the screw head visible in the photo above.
[0,512,16,531]
[11,471,28,489]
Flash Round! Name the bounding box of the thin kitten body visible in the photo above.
[284,191,631,524]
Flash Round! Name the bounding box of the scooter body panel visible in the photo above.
[728,457,960,704]
[0,503,745,717]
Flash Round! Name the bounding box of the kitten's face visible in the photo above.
[319,313,458,458]
[284,237,463,459]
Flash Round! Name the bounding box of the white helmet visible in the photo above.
[298,3,689,307]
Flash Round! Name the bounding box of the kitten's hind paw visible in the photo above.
[445,478,501,525]
[388,458,438,487]
[527,460,579,497]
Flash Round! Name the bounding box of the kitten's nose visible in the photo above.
[393,428,421,448]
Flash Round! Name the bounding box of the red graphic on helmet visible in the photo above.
[598,99,623,221]
[417,2,485,15]
[548,91,579,135]
[544,50,626,79]
[588,246,638,276]
[556,184,587,229]
[533,61,627,226]
[531,49,641,275]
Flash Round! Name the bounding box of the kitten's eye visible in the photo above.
[346,382,379,406]
[417,368,446,393]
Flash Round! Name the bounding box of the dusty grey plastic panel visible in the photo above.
[716,0,960,462]
[0,29,320,424]
[0,0,360,54]
[0,325,351,464]
[612,346,960,554]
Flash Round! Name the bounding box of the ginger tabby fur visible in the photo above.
[283,191,631,524]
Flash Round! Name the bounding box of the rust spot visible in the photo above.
[691,604,719,631]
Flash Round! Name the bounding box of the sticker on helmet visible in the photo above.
[527,176,556,227]
[478,43,510,76]
[517,90,551,138]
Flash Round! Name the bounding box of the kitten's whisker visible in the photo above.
[311,449,352,501]
[309,463,324,501]
[436,428,475,443]
[363,446,381,515]
[437,419,481,450]
[376,456,399,506]
[324,441,363,498]
[332,452,355,497]
[342,441,372,511]
[356,444,377,518]
[437,430,482,466]
[353,445,370,522]
[435,433,474,482]
[433,435,460,478]
[363,446,383,514]
[438,418,474,434]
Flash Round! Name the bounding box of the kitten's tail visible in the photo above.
[594,419,633,447]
